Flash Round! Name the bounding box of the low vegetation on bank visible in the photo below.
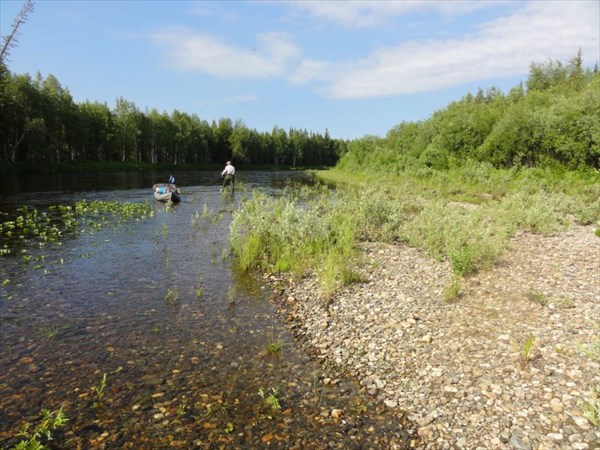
[229,164,599,295]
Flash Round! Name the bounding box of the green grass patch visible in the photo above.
[230,164,598,297]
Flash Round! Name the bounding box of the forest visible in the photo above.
[1,51,598,171]
[0,64,344,168]
[338,51,599,173]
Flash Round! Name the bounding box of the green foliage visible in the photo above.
[0,200,152,262]
[581,384,600,426]
[402,199,508,275]
[258,387,282,412]
[165,288,179,304]
[13,407,68,450]
[230,186,361,293]
[266,340,283,355]
[0,71,343,167]
[336,52,598,171]
[493,191,570,235]
[92,373,107,400]
[443,276,462,303]
[232,162,598,294]
[519,335,537,368]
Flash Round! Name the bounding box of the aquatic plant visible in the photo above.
[205,400,230,418]
[92,373,107,400]
[194,276,204,298]
[172,397,189,425]
[13,407,68,450]
[176,398,188,417]
[165,288,179,304]
[191,211,201,228]
[220,247,229,261]
[0,200,153,273]
[258,387,281,412]
[227,285,236,306]
[266,340,283,355]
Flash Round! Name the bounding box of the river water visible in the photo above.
[0,171,412,449]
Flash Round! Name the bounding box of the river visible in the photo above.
[0,170,412,449]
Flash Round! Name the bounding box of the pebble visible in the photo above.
[276,225,600,449]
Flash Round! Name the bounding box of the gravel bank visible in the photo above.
[275,224,600,449]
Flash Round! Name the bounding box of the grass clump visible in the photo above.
[581,384,600,426]
[519,335,538,368]
[443,276,462,303]
[402,200,507,275]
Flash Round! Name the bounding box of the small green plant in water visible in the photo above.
[191,211,201,228]
[205,400,230,418]
[172,397,188,425]
[13,407,68,450]
[266,340,283,355]
[221,246,230,261]
[195,276,204,298]
[177,398,188,417]
[92,373,107,400]
[258,387,281,412]
[165,288,179,304]
[43,325,61,340]
[227,285,236,306]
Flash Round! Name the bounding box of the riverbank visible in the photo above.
[0,161,330,175]
[272,223,599,449]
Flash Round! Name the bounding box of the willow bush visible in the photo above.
[229,187,360,294]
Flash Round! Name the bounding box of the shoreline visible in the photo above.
[272,224,599,449]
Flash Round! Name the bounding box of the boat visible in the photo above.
[153,183,181,203]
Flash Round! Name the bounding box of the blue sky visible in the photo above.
[1,0,598,140]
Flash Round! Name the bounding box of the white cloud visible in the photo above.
[150,29,300,79]
[291,0,499,29]
[292,1,600,99]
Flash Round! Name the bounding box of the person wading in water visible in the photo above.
[221,161,235,193]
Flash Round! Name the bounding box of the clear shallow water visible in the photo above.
[0,171,412,449]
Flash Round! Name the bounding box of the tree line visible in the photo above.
[2,49,597,171]
[338,51,599,172]
[0,68,345,167]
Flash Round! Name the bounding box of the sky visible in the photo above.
[1,0,598,140]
